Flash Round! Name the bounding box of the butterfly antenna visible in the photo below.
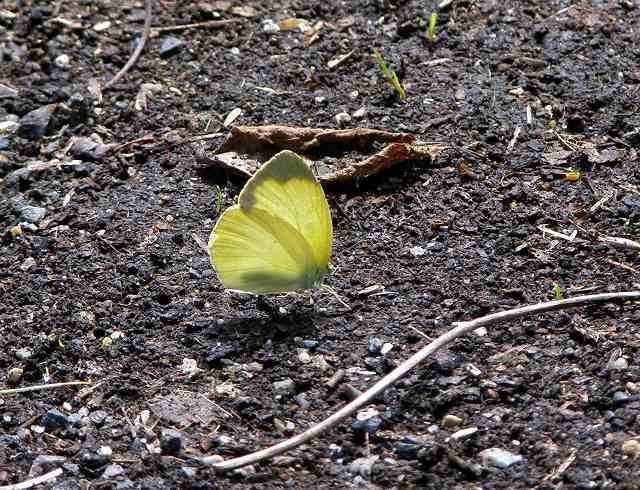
[320,284,350,309]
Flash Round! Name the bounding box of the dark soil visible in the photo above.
[2,0,640,488]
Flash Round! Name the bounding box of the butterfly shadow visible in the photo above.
[203,293,344,343]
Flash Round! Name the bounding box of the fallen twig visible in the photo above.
[607,259,639,274]
[542,449,577,481]
[103,0,153,90]
[0,468,62,490]
[506,126,521,153]
[0,381,90,396]
[599,235,640,252]
[201,291,640,471]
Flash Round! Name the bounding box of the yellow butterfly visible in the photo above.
[208,150,332,294]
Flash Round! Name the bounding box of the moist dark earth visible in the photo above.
[2,0,640,488]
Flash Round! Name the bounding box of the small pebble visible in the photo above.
[335,112,351,127]
[97,446,112,458]
[394,442,422,460]
[465,364,482,376]
[177,466,197,478]
[90,410,108,426]
[79,451,109,472]
[20,206,46,224]
[54,54,71,69]
[40,409,70,431]
[298,350,312,364]
[352,107,367,119]
[627,382,640,394]
[613,391,630,405]
[450,427,478,441]
[328,443,342,459]
[442,414,463,428]
[479,447,523,469]
[160,37,184,57]
[0,120,19,134]
[367,337,383,355]
[348,455,379,478]
[409,245,426,256]
[102,464,124,478]
[608,358,629,370]
[93,21,111,31]
[301,340,319,349]
[15,347,33,360]
[160,428,184,455]
[351,417,381,435]
[18,105,55,140]
[30,454,67,471]
[7,367,23,385]
[262,19,280,33]
[622,439,640,458]
[273,378,295,394]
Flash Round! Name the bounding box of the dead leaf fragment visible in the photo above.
[327,50,354,70]
[231,5,257,17]
[318,142,442,186]
[135,83,163,112]
[304,21,323,47]
[68,135,115,161]
[196,150,258,179]
[278,18,310,31]
[223,107,243,127]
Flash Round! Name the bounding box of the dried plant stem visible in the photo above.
[0,381,90,396]
[0,468,62,490]
[201,291,640,471]
[103,0,153,90]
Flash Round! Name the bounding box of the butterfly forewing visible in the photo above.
[239,151,332,268]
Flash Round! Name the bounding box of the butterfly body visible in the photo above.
[208,150,332,294]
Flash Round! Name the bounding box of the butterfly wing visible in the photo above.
[208,150,332,294]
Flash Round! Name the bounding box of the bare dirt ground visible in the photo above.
[2,0,640,488]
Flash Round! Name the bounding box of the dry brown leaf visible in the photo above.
[318,142,444,186]
[199,125,444,187]
[278,18,310,31]
[220,125,414,155]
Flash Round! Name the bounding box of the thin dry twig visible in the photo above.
[0,468,63,490]
[0,381,90,396]
[542,449,577,481]
[554,130,580,151]
[103,0,153,90]
[201,291,640,471]
[607,259,639,274]
[599,235,640,252]
[506,125,521,153]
